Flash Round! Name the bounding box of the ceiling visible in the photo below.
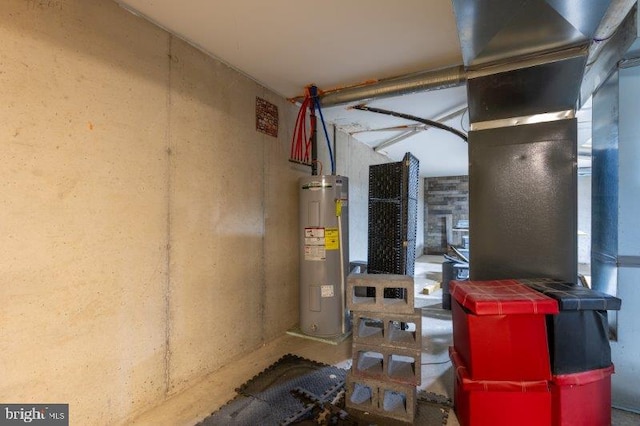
[115,0,592,177]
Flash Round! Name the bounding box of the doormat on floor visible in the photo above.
[198,354,453,425]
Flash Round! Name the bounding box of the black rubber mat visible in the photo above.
[199,354,347,425]
[198,354,452,425]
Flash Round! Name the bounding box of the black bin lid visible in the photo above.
[518,278,621,311]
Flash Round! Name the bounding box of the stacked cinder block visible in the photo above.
[346,273,421,424]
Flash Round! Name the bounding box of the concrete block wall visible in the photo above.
[424,175,469,254]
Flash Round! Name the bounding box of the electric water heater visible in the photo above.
[299,175,350,337]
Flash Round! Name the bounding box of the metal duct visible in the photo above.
[319,51,587,109]
[468,119,578,282]
[581,4,638,106]
[467,54,588,124]
[592,72,619,302]
[456,1,602,282]
[465,51,582,284]
[452,0,611,68]
[588,0,636,65]
[591,26,640,413]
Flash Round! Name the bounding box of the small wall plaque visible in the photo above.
[256,97,278,138]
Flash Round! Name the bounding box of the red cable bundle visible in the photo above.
[290,90,314,165]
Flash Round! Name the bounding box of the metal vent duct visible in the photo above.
[453,1,614,282]
[452,0,611,68]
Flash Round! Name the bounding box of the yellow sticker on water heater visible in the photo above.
[325,228,339,250]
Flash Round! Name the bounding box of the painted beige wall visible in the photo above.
[333,131,389,262]
[0,0,302,424]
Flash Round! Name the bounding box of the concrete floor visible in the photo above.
[131,255,639,425]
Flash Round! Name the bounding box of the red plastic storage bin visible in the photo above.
[450,347,551,426]
[450,279,558,380]
[551,364,614,426]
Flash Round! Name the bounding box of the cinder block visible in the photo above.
[345,372,379,410]
[346,373,416,424]
[348,273,415,314]
[352,309,422,350]
[351,342,421,386]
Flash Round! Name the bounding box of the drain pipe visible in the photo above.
[336,199,346,335]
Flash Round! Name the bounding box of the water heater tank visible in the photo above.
[299,175,350,337]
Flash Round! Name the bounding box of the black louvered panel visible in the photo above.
[367,153,419,286]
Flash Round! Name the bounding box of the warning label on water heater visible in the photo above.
[325,228,339,250]
[305,228,325,239]
[304,227,326,261]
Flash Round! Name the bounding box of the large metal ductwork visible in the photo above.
[581,0,637,105]
[454,0,640,412]
[591,4,640,412]
[452,0,612,282]
[453,0,612,68]
[467,114,579,282]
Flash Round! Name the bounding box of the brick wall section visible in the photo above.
[424,176,469,254]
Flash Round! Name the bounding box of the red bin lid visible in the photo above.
[450,279,558,315]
